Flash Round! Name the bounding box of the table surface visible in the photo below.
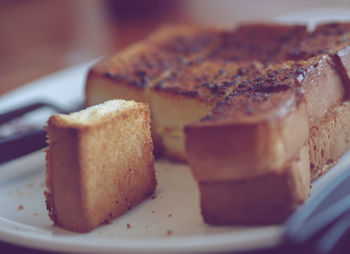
[1,1,349,253]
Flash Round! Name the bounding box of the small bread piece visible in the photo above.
[199,146,310,225]
[45,100,156,233]
[309,101,350,180]
[185,98,309,182]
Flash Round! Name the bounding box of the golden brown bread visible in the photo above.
[85,22,350,225]
[309,101,350,180]
[45,100,156,232]
[86,24,308,161]
[199,146,310,225]
[185,23,350,224]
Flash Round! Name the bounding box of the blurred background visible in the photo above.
[1,0,350,95]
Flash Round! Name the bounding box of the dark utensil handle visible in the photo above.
[0,101,82,165]
[0,102,66,125]
[0,129,47,164]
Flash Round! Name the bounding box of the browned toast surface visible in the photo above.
[288,23,350,60]
[208,24,307,63]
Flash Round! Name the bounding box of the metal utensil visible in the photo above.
[0,101,83,164]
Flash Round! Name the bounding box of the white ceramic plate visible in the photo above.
[1,8,350,254]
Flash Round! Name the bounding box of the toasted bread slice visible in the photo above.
[185,52,345,179]
[199,145,310,225]
[86,24,308,161]
[45,100,156,232]
[185,95,309,181]
[189,100,350,224]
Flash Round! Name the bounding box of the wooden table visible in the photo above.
[0,0,182,96]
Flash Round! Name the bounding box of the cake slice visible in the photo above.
[45,100,156,233]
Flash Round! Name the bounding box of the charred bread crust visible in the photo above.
[333,45,350,97]
[208,24,307,63]
[309,101,350,180]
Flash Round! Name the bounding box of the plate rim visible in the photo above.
[0,215,284,254]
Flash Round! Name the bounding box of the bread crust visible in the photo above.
[186,100,309,181]
[309,101,350,180]
[199,146,310,225]
[45,101,156,232]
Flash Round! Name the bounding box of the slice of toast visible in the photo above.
[199,145,310,225]
[86,24,307,161]
[148,60,264,161]
[187,100,350,224]
[45,100,156,232]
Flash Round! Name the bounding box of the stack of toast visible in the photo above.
[85,23,350,224]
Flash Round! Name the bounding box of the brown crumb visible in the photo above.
[166,230,173,236]
[33,213,38,216]
[18,205,24,211]
[26,183,34,188]
[126,223,131,229]
[145,225,149,229]
[152,210,156,214]
[151,195,157,200]
[168,213,173,218]
[16,190,23,196]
